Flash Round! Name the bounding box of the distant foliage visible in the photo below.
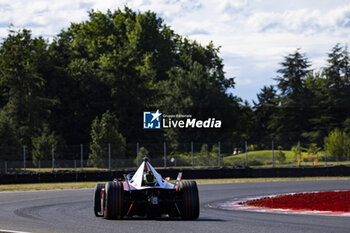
[32,126,62,166]
[0,7,242,162]
[307,143,321,155]
[254,44,350,147]
[0,29,55,147]
[88,111,126,167]
[0,112,21,161]
[200,144,209,155]
[170,144,220,167]
[138,147,149,158]
[291,145,299,162]
[211,144,219,154]
[269,50,311,145]
[325,128,350,161]
[276,146,286,163]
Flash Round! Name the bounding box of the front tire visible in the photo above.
[179,181,200,220]
[94,183,104,217]
[104,181,124,219]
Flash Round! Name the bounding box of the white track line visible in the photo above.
[0,229,31,233]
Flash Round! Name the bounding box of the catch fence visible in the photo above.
[0,141,349,173]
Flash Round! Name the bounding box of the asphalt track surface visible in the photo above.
[1,180,350,233]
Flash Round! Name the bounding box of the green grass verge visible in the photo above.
[0,182,99,192]
[223,150,350,167]
[20,167,108,172]
[224,150,298,166]
[1,177,350,192]
[192,177,350,184]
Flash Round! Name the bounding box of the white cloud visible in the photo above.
[1,0,350,102]
[244,5,350,35]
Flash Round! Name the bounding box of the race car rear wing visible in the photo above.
[173,172,183,191]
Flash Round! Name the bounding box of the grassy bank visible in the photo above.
[223,150,350,167]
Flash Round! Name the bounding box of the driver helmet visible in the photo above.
[144,171,155,186]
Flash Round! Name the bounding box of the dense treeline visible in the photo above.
[251,46,350,147]
[0,8,244,161]
[0,7,349,162]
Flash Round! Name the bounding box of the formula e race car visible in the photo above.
[93,158,199,220]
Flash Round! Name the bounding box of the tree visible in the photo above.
[276,146,286,164]
[138,147,149,158]
[0,112,21,161]
[269,49,311,146]
[296,44,350,144]
[301,72,330,143]
[31,126,62,167]
[0,29,54,146]
[275,49,311,96]
[323,44,350,133]
[307,143,321,155]
[325,128,350,161]
[156,39,241,149]
[200,144,209,156]
[0,8,247,163]
[251,85,277,144]
[50,8,175,145]
[88,111,126,167]
[325,44,350,86]
[211,144,219,154]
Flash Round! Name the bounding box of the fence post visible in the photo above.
[164,142,166,168]
[108,143,111,171]
[5,161,7,174]
[74,160,77,182]
[80,144,83,171]
[23,145,26,172]
[38,160,41,183]
[298,141,301,167]
[136,142,139,167]
[324,139,327,167]
[272,140,275,168]
[191,141,194,169]
[245,141,248,167]
[218,141,221,167]
[52,144,55,171]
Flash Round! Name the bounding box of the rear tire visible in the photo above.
[104,181,124,219]
[94,183,104,217]
[179,181,200,220]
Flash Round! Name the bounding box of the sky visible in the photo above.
[1,0,350,103]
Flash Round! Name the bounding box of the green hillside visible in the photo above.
[223,150,324,167]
